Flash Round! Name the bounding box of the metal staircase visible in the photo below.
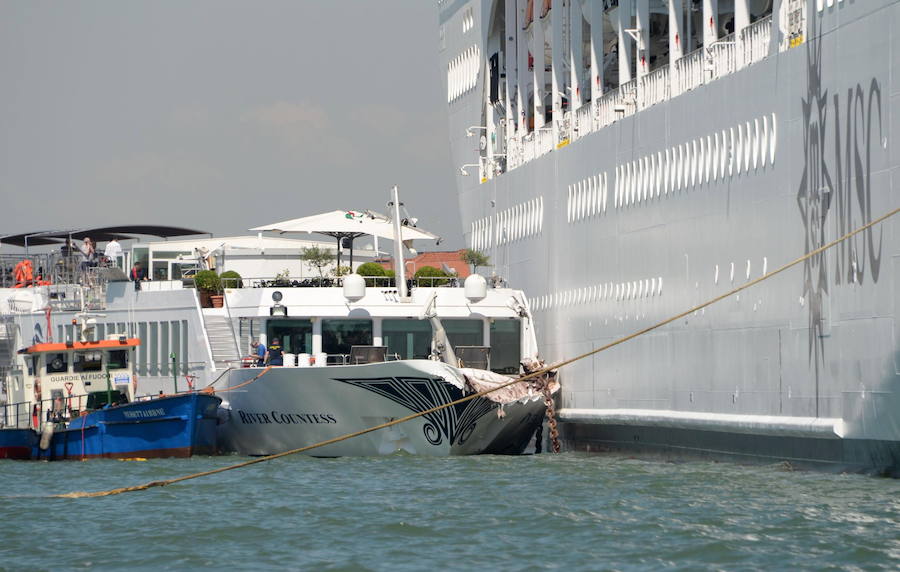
[201,312,241,371]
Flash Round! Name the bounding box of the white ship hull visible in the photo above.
[439,0,900,472]
[215,360,547,456]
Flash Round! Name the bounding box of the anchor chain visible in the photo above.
[524,359,560,454]
[541,380,561,454]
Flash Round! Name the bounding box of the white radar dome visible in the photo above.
[464,274,487,302]
[342,274,366,301]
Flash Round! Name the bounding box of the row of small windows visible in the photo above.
[448,45,480,103]
[530,276,664,312]
[567,173,609,222]
[614,113,778,208]
[470,197,543,251]
[714,258,769,285]
[462,7,475,33]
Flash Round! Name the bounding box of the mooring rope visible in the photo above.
[53,205,899,498]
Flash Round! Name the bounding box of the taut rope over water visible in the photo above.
[53,205,900,498]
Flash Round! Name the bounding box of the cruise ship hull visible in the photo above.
[440,0,900,472]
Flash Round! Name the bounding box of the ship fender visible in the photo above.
[39,422,55,451]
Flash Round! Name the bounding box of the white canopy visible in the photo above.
[249,210,440,242]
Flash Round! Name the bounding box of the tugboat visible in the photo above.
[1,319,221,460]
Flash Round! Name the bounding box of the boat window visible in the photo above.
[46,353,68,374]
[107,350,129,369]
[322,319,373,357]
[74,351,103,373]
[267,319,313,355]
[443,319,484,348]
[383,319,432,360]
[27,355,37,376]
[490,319,521,374]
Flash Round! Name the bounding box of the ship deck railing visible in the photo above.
[498,14,773,176]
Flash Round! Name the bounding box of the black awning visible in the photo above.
[0,225,208,248]
[84,225,208,238]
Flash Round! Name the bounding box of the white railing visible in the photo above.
[500,13,776,175]
[674,48,704,96]
[639,65,670,109]
[707,33,736,81]
[573,104,593,141]
[742,15,772,67]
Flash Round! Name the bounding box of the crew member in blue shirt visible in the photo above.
[250,341,266,366]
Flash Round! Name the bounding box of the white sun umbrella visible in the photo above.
[249,210,440,268]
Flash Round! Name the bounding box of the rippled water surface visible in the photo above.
[3,453,899,570]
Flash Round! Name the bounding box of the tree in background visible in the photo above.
[301,246,334,279]
[461,249,490,274]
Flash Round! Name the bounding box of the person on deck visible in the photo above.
[250,341,266,366]
[104,239,123,268]
[265,338,284,366]
[130,261,149,290]
[77,237,97,272]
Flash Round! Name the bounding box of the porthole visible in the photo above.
[761,115,769,167]
[631,160,638,205]
[664,148,672,194]
[567,185,572,222]
[730,262,735,283]
[602,173,608,212]
[714,264,719,285]
[641,157,649,202]
[745,259,751,280]
[539,197,544,233]
[763,257,768,275]
[655,152,662,196]
[650,277,657,295]
[728,127,736,176]
[720,130,728,179]
[657,277,663,295]
[770,113,777,164]
[705,135,712,184]
[743,121,752,172]
[691,139,699,187]
[736,123,744,174]
[676,145,684,191]
[712,132,720,182]
[686,141,694,188]
[752,118,760,170]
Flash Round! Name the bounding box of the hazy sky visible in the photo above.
[0,1,462,249]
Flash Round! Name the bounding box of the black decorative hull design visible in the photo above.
[334,376,496,448]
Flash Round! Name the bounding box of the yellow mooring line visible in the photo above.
[54,205,899,498]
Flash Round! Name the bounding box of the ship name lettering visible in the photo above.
[237,410,337,425]
[122,408,165,419]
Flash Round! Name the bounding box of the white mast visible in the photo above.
[390,185,409,300]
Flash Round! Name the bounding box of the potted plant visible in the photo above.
[194,270,221,308]
[220,270,243,289]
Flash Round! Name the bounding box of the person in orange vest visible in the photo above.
[13,259,33,287]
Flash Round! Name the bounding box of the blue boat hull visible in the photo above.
[37,393,222,460]
[0,428,38,460]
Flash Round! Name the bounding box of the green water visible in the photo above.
[2,453,899,570]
